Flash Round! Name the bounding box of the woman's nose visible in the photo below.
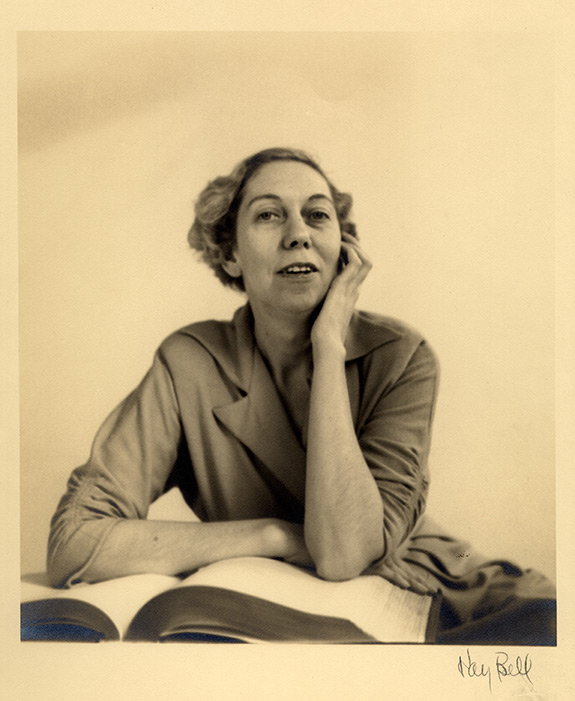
[282,216,311,249]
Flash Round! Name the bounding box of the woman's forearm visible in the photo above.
[54,517,306,584]
[304,344,384,581]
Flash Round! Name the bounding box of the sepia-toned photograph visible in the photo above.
[18,30,557,661]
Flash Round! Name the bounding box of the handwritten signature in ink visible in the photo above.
[457,648,533,692]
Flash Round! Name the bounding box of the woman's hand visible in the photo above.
[270,519,315,567]
[311,232,372,353]
[375,553,436,596]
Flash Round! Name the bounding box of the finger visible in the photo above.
[379,564,411,590]
[339,243,360,271]
[341,231,360,244]
[341,232,370,259]
[340,234,364,256]
[408,580,432,595]
[340,244,372,285]
[340,241,368,270]
[385,558,434,595]
[398,570,435,596]
[340,240,372,273]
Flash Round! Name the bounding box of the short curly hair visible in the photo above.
[188,147,357,291]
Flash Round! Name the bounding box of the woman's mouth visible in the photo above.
[276,263,318,277]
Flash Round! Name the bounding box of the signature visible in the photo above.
[457,648,533,692]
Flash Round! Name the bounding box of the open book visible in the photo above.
[21,556,440,643]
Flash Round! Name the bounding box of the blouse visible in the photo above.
[48,304,438,588]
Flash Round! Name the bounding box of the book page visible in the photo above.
[21,573,180,637]
[177,557,432,642]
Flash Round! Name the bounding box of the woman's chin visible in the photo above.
[253,296,321,322]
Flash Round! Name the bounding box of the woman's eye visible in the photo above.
[256,211,279,221]
[309,210,330,221]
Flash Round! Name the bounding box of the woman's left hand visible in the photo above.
[376,553,437,596]
[311,232,372,352]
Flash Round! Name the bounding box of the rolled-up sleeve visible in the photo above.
[47,349,182,587]
[358,340,439,559]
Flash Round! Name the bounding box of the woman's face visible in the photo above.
[225,160,342,319]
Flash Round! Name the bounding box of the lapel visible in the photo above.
[184,304,401,503]
[214,347,307,502]
[186,305,306,502]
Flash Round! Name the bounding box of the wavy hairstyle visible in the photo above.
[188,147,357,291]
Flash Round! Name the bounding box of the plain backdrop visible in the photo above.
[18,32,555,581]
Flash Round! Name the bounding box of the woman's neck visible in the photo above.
[251,306,313,375]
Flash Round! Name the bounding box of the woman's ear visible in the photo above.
[222,254,242,279]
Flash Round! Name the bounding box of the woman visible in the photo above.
[48,147,556,644]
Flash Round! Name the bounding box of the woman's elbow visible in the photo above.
[46,527,91,587]
[46,518,112,588]
[316,560,361,582]
[46,548,77,588]
[315,540,384,582]
[316,556,370,582]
